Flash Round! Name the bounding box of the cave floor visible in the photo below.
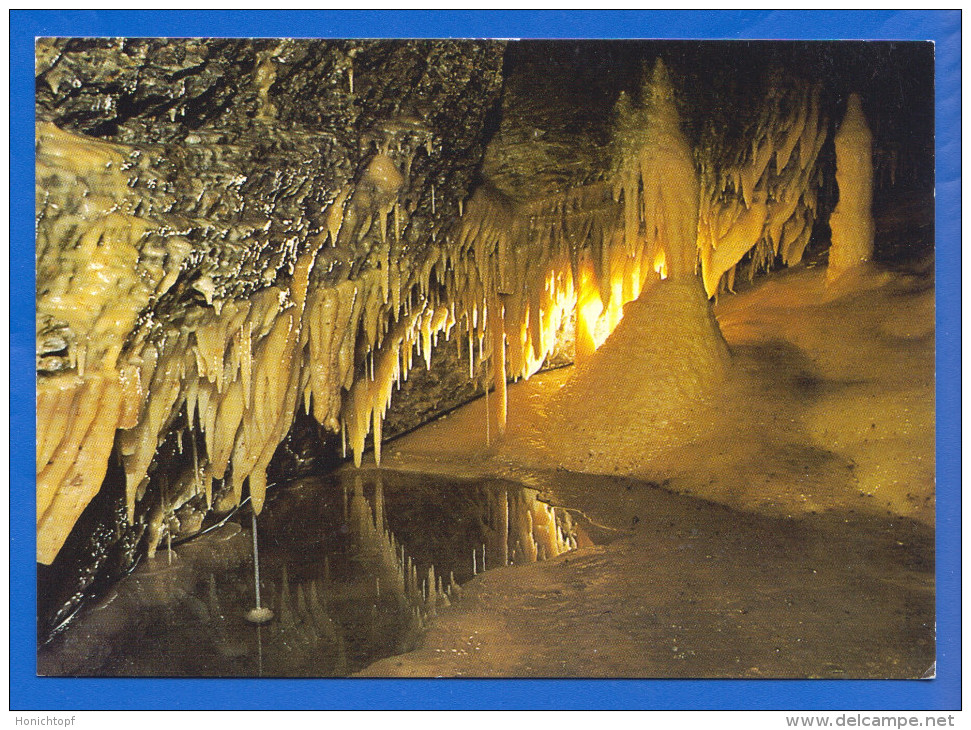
[359,260,935,678]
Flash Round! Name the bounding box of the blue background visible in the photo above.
[9,10,961,711]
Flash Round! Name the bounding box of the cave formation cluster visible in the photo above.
[35,39,926,637]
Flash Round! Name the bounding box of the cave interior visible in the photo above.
[34,38,935,678]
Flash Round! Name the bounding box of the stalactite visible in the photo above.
[699,84,828,296]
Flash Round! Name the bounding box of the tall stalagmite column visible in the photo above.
[614,59,701,284]
[542,59,730,477]
[828,94,874,281]
[638,61,700,281]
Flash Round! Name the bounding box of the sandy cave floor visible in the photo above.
[359,260,935,678]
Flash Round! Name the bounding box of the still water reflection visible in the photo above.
[39,469,580,677]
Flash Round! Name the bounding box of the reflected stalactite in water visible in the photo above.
[37,469,581,677]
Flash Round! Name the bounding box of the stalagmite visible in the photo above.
[702,198,768,296]
[544,274,731,476]
[616,60,699,282]
[828,94,875,282]
[539,62,734,476]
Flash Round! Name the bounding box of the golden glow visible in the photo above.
[576,273,604,357]
[828,93,874,282]
[653,248,668,280]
